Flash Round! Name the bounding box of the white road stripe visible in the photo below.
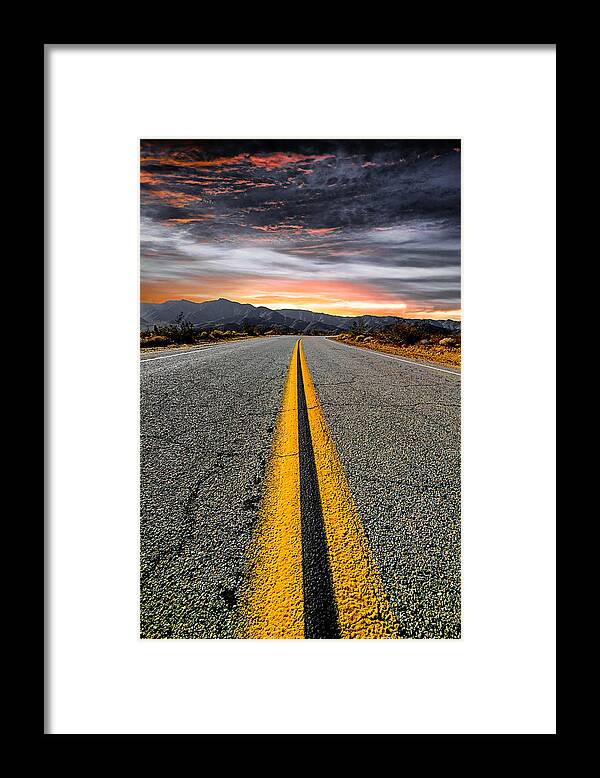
[140,344,224,362]
[333,340,461,376]
[140,338,264,363]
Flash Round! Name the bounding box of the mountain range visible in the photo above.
[140,298,461,336]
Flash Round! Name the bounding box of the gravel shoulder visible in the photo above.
[330,336,461,370]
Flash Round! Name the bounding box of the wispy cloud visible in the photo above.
[140,140,461,318]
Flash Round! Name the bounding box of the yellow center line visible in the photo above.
[238,341,304,638]
[298,342,399,639]
[239,339,399,639]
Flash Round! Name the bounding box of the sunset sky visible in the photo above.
[140,140,461,319]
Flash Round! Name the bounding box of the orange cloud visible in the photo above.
[249,224,339,235]
[252,224,304,232]
[143,189,200,207]
[141,153,247,169]
[141,151,334,172]
[140,170,162,185]
[175,177,222,185]
[164,216,214,224]
[247,152,334,169]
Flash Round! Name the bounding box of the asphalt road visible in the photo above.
[140,335,460,639]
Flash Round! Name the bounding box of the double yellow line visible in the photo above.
[239,340,399,639]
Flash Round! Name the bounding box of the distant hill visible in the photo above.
[140,298,461,336]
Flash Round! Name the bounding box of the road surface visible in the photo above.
[140,335,460,639]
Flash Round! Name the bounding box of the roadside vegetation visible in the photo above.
[140,314,282,350]
[140,313,461,367]
[334,321,461,368]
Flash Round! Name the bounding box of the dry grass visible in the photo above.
[333,334,461,368]
[140,332,254,354]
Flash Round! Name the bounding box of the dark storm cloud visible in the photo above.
[141,140,460,230]
[140,140,461,315]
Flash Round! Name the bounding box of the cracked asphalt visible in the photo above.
[302,338,460,638]
[140,335,460,638]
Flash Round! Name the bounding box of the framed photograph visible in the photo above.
[46,44,556,735]
[140,139,461,641]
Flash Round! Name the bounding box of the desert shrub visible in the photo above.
[439,337,456,347]
[363,336,374,343]
[141,334,172,348]
[397,324,426,344]
[211,330,225,339]
[349,320,366,337]
[148,313,198,344]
